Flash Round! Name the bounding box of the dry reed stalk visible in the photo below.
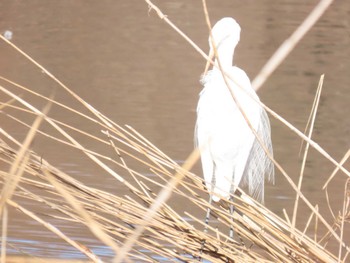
[291,75,324,234]
[42,169,122,258]
[6,199,102,263]
[144,0,211,68]
[0,90,341,261]
[0,102,50,214]
[1,206,8,263]
[0,86,146,204]
[338,179,350,261]
[0,81,344,258]
[1,147,162,261]
[0,98,17,111]
[0,131,341,262]
[0,102,49,263]
[5,256,89,263]
[252,0,334,90]
[323,149,350,189]
[114,148,201,263]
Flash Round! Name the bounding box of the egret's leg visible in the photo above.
[200,194,213,255]
[204,194,213,231]
[229,198,235,239]
[229,196,245,245]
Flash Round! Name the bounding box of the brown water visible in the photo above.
[1,0,350,260]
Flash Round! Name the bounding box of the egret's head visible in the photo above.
[209,17,241,51]
[204,17,241,74]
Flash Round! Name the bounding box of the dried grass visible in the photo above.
[0,0,349,262]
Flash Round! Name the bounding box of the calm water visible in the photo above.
[1,0,349,260]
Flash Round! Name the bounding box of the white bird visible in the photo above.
[195,18,274,212]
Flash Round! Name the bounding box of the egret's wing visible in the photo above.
[194,121,199,149]
[240,109,275,203]
[195,70,214,151]
[195,72,216,191]
[260,109,275,183]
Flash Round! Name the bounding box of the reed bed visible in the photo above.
[1,0,349,262]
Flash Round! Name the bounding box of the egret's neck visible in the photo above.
[214,42,236,70]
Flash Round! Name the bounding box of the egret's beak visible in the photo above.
[203,47,214,76]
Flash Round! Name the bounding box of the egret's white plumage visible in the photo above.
[195,17,274,204]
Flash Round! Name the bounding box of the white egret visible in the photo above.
[195,17,274,237]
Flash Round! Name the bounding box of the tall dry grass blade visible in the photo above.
[125,125,177,166]
[323,148,350,189]
[252,0,334,91]
[3,111,110,159]
[0,77,179,175]
[0,76,96,123]
[0,134,341,262]
[314,205,319,243]
[0,101,51,215]
[201,0,214,74]
[0,41,143,158]
[144,0,211,66]
[6,199,103,263]
[0,64,344,263]
[107,131,151,199]
[0,97,17,111]
[338,179,350,262]
[112,125,178,175]
[6,243,46,263]
[325,184,336,220]
[283,209,292,226]
[0,85,145,198]
[298,75,324,157]
[1,206,8,263]
[114,147,201,263]
[0,128,22,149]
[43,169,122,259]
[4,109,187,194]
[291,74,324,234]
[0,37,106,124]
[301,206,316,237]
